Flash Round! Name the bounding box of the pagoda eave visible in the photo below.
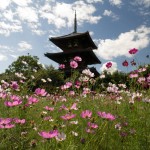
[45,49,101,65]
[50,31,97,51]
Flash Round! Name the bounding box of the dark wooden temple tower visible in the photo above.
[45,12,101,76]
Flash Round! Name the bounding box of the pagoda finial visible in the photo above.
[74,10,77,33]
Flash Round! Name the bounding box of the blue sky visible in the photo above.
[0,0,150,74]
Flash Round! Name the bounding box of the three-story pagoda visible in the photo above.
[45,12,101,76]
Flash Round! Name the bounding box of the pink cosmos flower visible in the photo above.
[129,48,138,54]
[0,124,15,129]
[70,103,78,110]
[69,90,75,96]
[44,106,54,111]
[81,110,92,119]
[106,62,112,68]
[11,81,19,90]
[28,96,39,105]
[39,130,58,139]
[129,73,138,78]
[0,92,7,99]
[4,100,22,107]
[97,111,116,121]
[70,61,78,69]
[74,56,82,62]
[0,118,12,125]
[86,122,98,133]
[87,122,98,129]
[122,60,129,67]
[0,118,15,129]
[59,64,65,69]
[35,88,47,96]
[61,114,76,120]
[13,118,26,124]
[10,95,21,101]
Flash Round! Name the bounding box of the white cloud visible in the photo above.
[18,41,32,51]
[32,29,46,35]
[0,54,8,61]
[17,7,38,23]
[40,1,102,29]
[109,0,122,7]
[95,26,150,60]
[85,0,104,3]
[103,10,119,20]
[0,0,10,10]
[134,0,150,8]
[0,21,22,36]
[100,61,118,74]
[12,0,32,6]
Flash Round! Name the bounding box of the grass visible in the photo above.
[0,87,149,150]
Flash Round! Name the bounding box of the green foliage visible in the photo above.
[5,54,43,74]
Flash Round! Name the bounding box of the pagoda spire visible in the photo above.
[74,10,77,33]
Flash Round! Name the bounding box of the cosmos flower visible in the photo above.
[44,106,54,111]
[59,64,65,69]
[97,111,116,121]
[39,130,58,139]
[81,110,92,119]
[11,81,19,90]
[70,61,78,69]
[74,56,82,62]
[4,100,22,107]
[122,60,129,67]
[129,48,138,54]
[35,88,47,96]
[106,62,112,68]
[55,132,66,141]
[61,114,76,120]
[28,96,39,105]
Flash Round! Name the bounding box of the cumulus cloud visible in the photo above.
[12,0,32,6]
[16,7,38,23]
[18,41,32,51]
[0,0,10,10]
[0,21,22,36]
[109,0,122,7]
[103,10,119,20]
[100,61,118,74]
[39,1,102,29]
[95,26,150,60]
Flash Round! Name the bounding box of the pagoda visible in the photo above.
[45,12,101,77]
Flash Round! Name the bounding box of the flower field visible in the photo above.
[0,49,150,149]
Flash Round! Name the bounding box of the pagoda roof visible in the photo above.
[45,49,101,65]
[50,31,97,51]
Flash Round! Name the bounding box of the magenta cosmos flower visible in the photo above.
[61,114,76,120]
[35,88,47,96]
[97,111,116,121]
[28,96,39,105]
[39,130,58,139]
[129,48,138,54]
[81,110,92,119]
[4,99,22,107]
[0,118,15,129]
[70,61,78,69]
[74,56,82,62]
[44,106,54,111]
[106,62,112,68]
[59,64,65,69]
[10,81,19,90]
[122,60,129,67]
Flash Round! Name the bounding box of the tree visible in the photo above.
[5,54,43,75]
